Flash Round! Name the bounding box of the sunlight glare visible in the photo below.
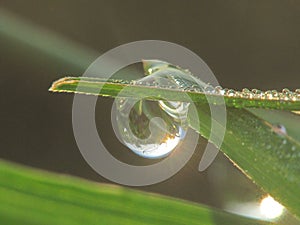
[260,195,284,219]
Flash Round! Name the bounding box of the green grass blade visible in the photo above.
[48,60,300,221]
[49,77,300,219]
[49,76,300,110]
[188,105,300,220]
[0,160,272,225]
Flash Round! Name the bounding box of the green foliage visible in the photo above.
[188,105,300,219]
[0,160,272,225]
[48,60,300,221]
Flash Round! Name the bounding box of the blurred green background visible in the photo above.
[0,0,299,220]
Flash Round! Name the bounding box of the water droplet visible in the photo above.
[114,62,202,159]
[241,88,255,98]
[242,88,250,93]
[252,89,264,99]
[271,124,287,136]
[265,90,273,100]
[251,89,260,93]
[282,88,290,94]
[116,99,189,159]
[271,90,280,100]
[204,84,215,94]
[225,89,236,97]
[214,86,224,95]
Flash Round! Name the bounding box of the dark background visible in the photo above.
[0,0,299,215]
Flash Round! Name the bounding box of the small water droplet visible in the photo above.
[282,88,290,94]
[214,86,224,95]
[265,90,273,100]
[225,89,236,97]
[204,84,215,94]
[251,89,260,93]
[251,89,264,99]
[241,88,255,98]
[271,124,287,136]
[271,90,280,100]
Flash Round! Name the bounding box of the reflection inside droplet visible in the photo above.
[114,60,203,159]
[115,97,189,159]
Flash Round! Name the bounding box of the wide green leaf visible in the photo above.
[188,105,300,220]
[0,160,272,225]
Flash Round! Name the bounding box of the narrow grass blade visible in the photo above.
[48,60,300,221]
[49,77,300,110]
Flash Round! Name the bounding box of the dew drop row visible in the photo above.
[131,78,300,102]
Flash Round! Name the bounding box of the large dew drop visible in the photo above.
[114,60,204,159]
